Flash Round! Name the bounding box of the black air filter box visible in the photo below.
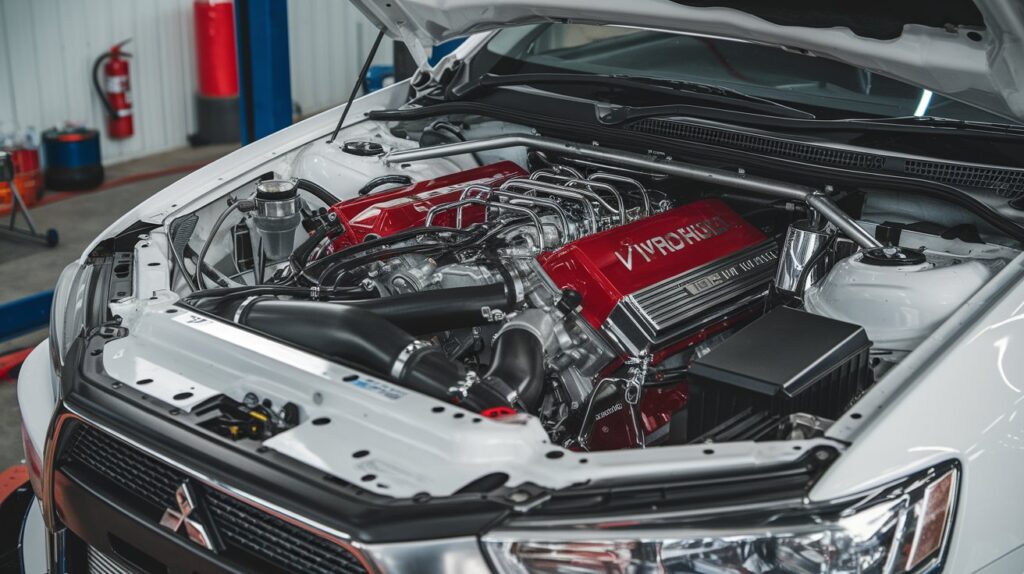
[686,307,871,442]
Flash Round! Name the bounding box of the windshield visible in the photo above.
[483,24,1012,123]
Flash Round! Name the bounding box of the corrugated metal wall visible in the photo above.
[287,0,393,117]
[0,0,386,164]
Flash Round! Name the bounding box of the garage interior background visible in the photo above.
[0,0,393,163]
[0,0,398,469]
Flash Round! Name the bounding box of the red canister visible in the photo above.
[194,0,239,98]
[8,148,39,173]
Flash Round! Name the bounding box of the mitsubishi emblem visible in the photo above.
[160,481,216,551]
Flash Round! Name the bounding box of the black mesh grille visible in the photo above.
[628,117,1024,199]
[205,490,368,574]
[628,118,887,169]
[66,423,183,510]
[904,160,1024,198]
[63,425,369,574]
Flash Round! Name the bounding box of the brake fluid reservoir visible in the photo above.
[803,250,1004,351]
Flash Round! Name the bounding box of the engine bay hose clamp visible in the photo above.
[234,295,272,324]
[493,263,525,306]
[391,340,432,379]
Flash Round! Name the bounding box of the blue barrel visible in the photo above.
[42,128,104,191]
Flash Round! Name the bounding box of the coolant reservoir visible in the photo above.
[804,250,1003,351]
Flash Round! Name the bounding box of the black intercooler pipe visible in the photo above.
[343,284,513,335]
[484,329,546,411]
[232,285,544,412]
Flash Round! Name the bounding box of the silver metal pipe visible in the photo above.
[425,198,547,251]
[460,186,574,242]
[519,176,619,225]
[588,172,652,217]
[531,170,626,224]
[500,179,600,233]
[385,134,882,249]
[805,193,881,249]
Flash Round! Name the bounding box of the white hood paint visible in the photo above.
[349,0,1024,122]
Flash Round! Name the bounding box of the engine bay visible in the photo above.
[159,116,1019,462]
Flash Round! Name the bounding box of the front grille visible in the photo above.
[628,118,888,169]
[63,425,369,574]
[66,423,182,510]
[87,545,139,574]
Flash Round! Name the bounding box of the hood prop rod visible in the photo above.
[327,28,386,144]
[384,134,881,249]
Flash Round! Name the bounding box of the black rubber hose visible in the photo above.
[304,225,475,274]
[238,299,514,411]
[484,329,546,412]
[91,54,117,118]
[344,284,513,335]
[295,178,340,206]
[243,300,412,374]
[187,285,370,316]
[289,223,335,281]
[357,175,413,196]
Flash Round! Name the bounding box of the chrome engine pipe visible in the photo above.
[531,170,627,224]
[385,134,882,249]
[500,179,600,233]
[425,198,548,251]
[460,185,575,242]
[588,172,652,217]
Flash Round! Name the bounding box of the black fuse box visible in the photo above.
[686,306,871,442]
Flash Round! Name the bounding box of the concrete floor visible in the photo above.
[0,143,235,470]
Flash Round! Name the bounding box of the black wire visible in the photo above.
[296,178,340,206]
[304,225,475,274]
[795,234,837,296]
[327,28,386,144]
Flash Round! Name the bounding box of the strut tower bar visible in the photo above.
[384,134,882,249]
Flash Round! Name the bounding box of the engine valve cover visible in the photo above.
[329,161,527,247]
[539,199,777,353]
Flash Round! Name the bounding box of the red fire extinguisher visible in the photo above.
[92,39,134,139]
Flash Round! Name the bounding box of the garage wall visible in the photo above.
[287,0,394,117]
[0,0,387,165]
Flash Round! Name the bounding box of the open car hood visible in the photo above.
[349,0,1024,122]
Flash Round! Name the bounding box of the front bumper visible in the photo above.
[1,485,45,574]
[37,408,495,574]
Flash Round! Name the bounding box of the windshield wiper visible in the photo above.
[450,73,816,120]
[848,115,1024,134]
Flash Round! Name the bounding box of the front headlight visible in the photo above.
[49,261,93,376]
[483,463,957,574]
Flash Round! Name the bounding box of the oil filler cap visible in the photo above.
[342,140,385,156]
[860,246,926,267]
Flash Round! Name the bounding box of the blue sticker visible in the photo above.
[347,377,407,400]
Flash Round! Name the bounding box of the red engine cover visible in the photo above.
[329,161,527,249]
[538,199,767,330]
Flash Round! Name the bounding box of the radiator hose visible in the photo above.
[232,285,545,413]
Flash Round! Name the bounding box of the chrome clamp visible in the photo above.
[391,340,432,379]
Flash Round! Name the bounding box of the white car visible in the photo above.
[12,1,1024,572]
